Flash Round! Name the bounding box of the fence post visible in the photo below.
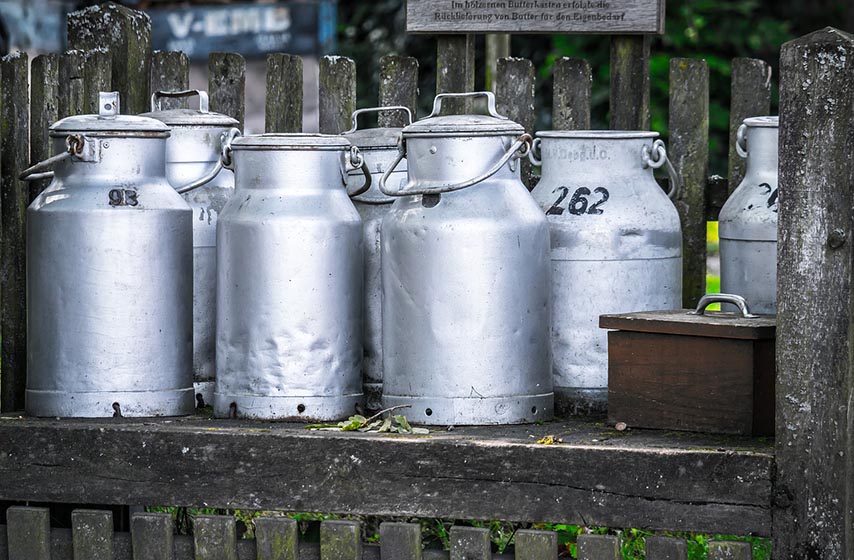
[255,517,298,560]
[0,52,30,413]
[436,35,475,115]
[669,58,709,309]
[577,534,621,560]
[320,520,362,560]
[775,26,854,559]
[645,536,687,559]
[379,55,419,127]
[485,33,510,92]
[379,522,421,560]
[449,526,490,560]
[194,515,238,560]
[266,54,304,133]
[150,51,190,110]
[67,3,151,115]
[496,57,535,189]
[72,509,114,560]
[609,35,650,130]
[60,49,112,118]
[131,512,174,560]
[208,53,246,131]
[727,58,772,195]
[29,54,59,201]
[6,507,50,560]
[553,57,591,131]
[319,56,356,135]
[514,530,557,560]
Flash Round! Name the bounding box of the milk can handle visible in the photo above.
[691,293,758,318]
[151,89,209,112]
[736,123,749,158]
[19,135,86,182]
[177,127,241,194]
[345,106,413,133]
[528,137,543,166]
[345,145,372,197]
[426,91,507,119]
[642,139,681,201]
[378,134,532,197]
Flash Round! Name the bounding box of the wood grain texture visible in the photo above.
[6,507,50,560]
[60,49,111,118]
[255,517,298,560]
[29,53,59,201]
[379,523,421,560]
[406,0,665,34]
[208,53,246,130]
[775,26,854,560]
[72,510,113,560]
[150,51,190,110]
[131,513,173,560]
[669,58,709,309]
[0,416,773,536]
[0,52,29,413]
[644,536,687,560]
[320,521,361,560]
[319,56,356,134]
[436,35,475,115]
[266,54,303,134]
[485,34,510,92]
[514,530,556,560]
[577,534,620,560]
[552,57,591,130]
[449,527,490,560]
[609,36,649,130]
[194,516,238,560]
[67,3,151,115]
[599,310,776,340]
[495,57,535,188]
[727,58,772,196]
[379,56,419,127]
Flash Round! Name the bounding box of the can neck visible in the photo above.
[52,136,167,181]
[233,149,347,191]
[539,137,655,181]
[742,127,779,177]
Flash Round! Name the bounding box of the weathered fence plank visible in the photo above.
[727,58,772,196]
[576,534,620,560]
[669,58,709,309]
[514,530,556,560]
[552,57,591,130]
[645,536,687,560]
[319,56,357,135]
[209,53,246,130]
[775,26,854,560]
[436,35,475,115]
[378,55,419,127]
[449,527,490,560]
[30,53,60,201]
[72,509,113,560]
[0,52,29,413]
[495,57,535,188]
[320,520,361,560]
[255,517,298,560]
[609,35,650,130]
[708,541,752,560]
[379,522,421,560]
[59,49,111,118]
[67,3,151,115]
[6,507,50,560]
[266,54,303,133]
[194,515,238,560]
[485,33,510,92]
[150,51,190,110]
[131,513,173,560]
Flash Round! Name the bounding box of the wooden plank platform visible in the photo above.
[0,415,773,536]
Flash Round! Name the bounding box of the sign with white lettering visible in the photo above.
[406,0,664,34]
[148,0,337,60]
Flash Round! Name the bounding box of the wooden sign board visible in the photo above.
[406,0,665,35]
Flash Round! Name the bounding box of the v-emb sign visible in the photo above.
[406,0,665,35]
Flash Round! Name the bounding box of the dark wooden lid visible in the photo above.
[599,309,776,340]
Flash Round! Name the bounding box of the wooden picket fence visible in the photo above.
[1,3,854,559]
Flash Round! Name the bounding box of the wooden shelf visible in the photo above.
[0,414,773,536]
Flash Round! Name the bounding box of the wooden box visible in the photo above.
[600,309,776,436]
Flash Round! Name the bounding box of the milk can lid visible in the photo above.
[140,90,239,127]
[231,133,352,150]
[742,116,778,128]
[342,106,411,149]
[51,92,169,136]
[403,92,524,138]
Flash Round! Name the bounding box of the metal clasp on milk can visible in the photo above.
[23,91,199,418]
[377,91,554,426]
[342,106,413,411]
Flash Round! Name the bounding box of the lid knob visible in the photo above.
[99,92,120,118]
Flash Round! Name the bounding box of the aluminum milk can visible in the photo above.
[214,134,370,420]
[342,106,412,411]
[378,91,553,426]
[719,116,779,314]
[529,131,683,415]
[141,90,241,405]
[24,92,195,417]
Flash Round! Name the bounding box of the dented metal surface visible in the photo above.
[380,92,554,426]
[719,116,779,315]
[26,92,195,418]
[530,130,683,414]
[214,133,365,421]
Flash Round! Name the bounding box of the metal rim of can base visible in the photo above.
[212,393,366,421]
[381,393,554,426]
[25,388,195,418]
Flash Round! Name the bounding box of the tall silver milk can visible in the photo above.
[141,89,241,406]
[719,116,779,314]
[378,91,553,426]
[214,134,371,420]
[342,106,412,411]
[529,131,683,415]
[23,92,196,417]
